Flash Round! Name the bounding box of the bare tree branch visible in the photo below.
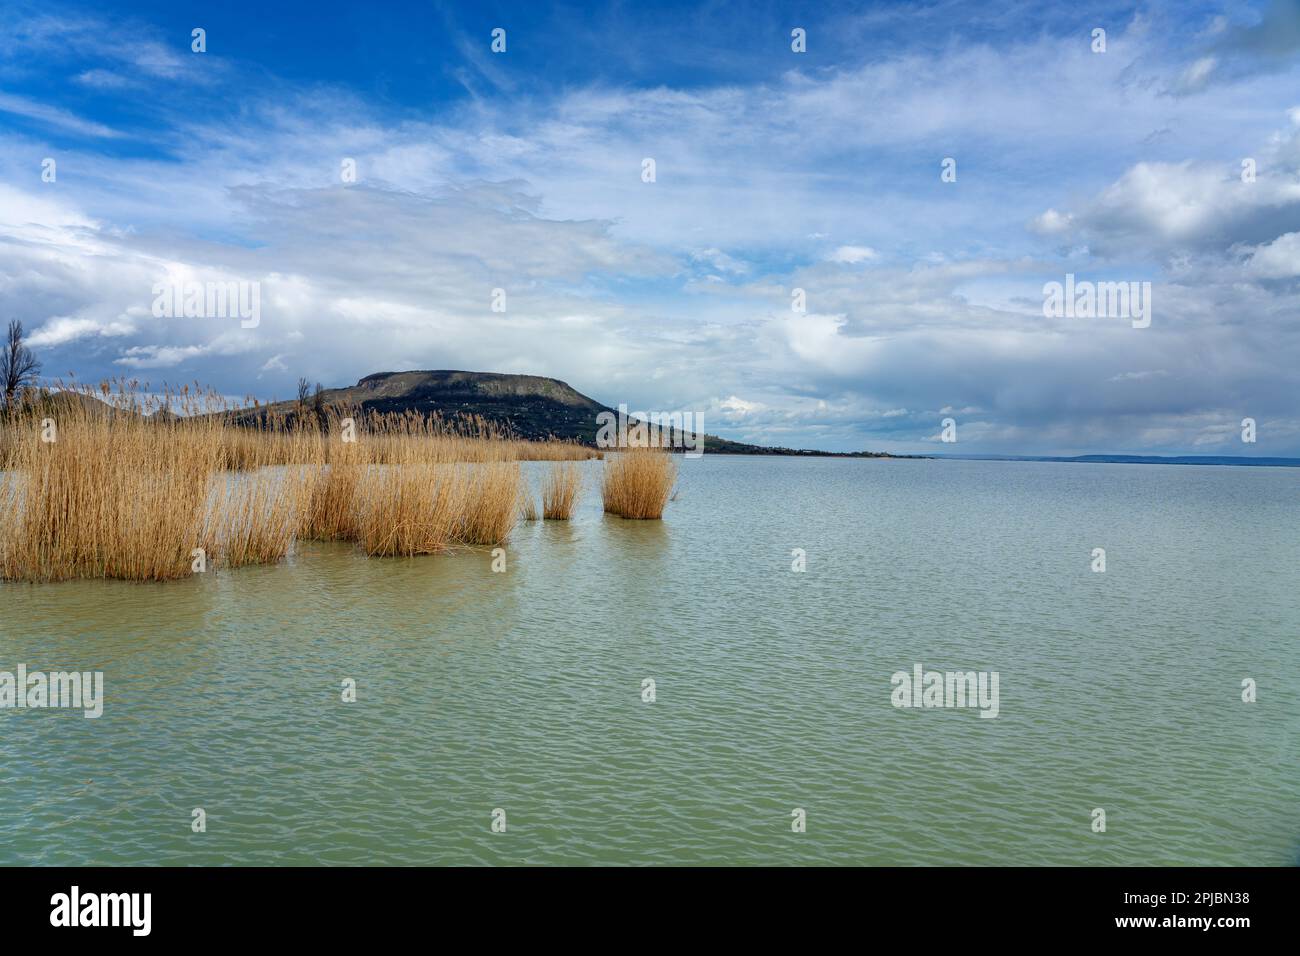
[0,320,41,412]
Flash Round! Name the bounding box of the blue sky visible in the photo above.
[1,0,1298,454]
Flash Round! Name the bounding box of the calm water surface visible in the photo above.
[1,458,1296,865]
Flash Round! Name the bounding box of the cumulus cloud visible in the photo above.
[827,245,878,264]
[28,316,136,347]
[1031,119,1300,261]
[1242,230,1300,277]
[1028,209,1074,236]
[717,395,765,416]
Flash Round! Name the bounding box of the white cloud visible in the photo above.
[691,247,748,274]
[115,334,258,369]
[1028,209,1074,236]
[115,345,209,368]
[1044,124,1300,258]
[74,69,140,90]
[0,91,120,138]
[1175,56,1218,93]
[28,316,135,347]
[1243,231,1300,278]
[718,395,764,416]
[1108,369,1169,382]
[827,245,878,264]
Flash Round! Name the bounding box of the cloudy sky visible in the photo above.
[1,0,1298,454]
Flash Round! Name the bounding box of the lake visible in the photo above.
[1,457,1296,865]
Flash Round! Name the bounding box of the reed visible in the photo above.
[0,383,224,581]
[0,380,603,581]
[511,439,598,462]
[457,462,522,545]
[208,466,317,568]
[301,419,366,541]
[210,424,320,568]
[355,463,463,557]
[601,447,677,520]
[542,461,582,520]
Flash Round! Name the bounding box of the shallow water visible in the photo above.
[1,457,1296,865]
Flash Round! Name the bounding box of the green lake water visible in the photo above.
[1,457,1296,865]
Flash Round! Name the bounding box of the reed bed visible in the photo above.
[542,462,583,520]
[0,381,601,582]
[302,460,365,541]
[512,440,599,462]
[601,447,677,520]
[356,464,464,557]
[300,423,367,542]
[456,462,522,545]
[1,385,226,581]
[221,409,597,468]
[208,467,317,569]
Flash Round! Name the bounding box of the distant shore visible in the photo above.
[698,450,1298,466]
[927,453,1300,468]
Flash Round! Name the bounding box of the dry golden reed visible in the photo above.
[542,461,582,520]
[356,464,463,557]
[601,447,677,520]
[456,462,521,545]
[0,381,598,581]
[300,421,365,542]
[2,382,233,581]
[207,468,317,569]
